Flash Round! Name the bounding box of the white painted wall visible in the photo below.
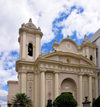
[89,29,100,95]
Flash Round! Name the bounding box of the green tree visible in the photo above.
[93,96,100,107]
[12,93,32,107]
[53,92,77,107]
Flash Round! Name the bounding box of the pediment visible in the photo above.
[42,52,95,67]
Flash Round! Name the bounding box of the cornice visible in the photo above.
[40,51,95,67]
[81,42,97,48]
[16,60,34,65]
[7,81,18,84]
[16,60,35,72]
[19,27,43,38]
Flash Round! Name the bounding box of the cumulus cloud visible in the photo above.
[0,0,100,49]
[59,0,100,39]
[0,51,18,105]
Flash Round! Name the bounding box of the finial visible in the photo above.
[29,18,32,23]
[54,39,57,43]
[84,34,87,39]
[67,35,69,38]
[38,27,41,31]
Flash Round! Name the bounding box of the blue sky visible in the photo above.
[0,0,100,106]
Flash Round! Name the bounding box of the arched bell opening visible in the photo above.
[28,43,33,56]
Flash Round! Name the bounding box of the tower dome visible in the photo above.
[25,18,37,29]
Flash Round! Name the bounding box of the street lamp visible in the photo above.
[82,96,91,107]
[7,103,12,107]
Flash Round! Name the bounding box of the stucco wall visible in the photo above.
[89,29,100,95]
[95,38,100,68]
[95,38,100,95]
[7,81,19,103]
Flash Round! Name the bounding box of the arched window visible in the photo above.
[90,55,93,61]
[28,43,33,56]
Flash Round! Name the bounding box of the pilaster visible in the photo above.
[22,32,26,59]
[86,47,89,58]
[79,74,83,107]
[41,71,45,107]
[88,75,92,106]
[95,76,98,98]
[54,72,59,98]
[20,72,27,94]
[35,35,41,59]
[34,73,38,107]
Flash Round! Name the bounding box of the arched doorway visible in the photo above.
[61,78,77,99]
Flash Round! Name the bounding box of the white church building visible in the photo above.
[7,19,99,107]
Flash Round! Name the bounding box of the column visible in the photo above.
[55,72,59,98]
[79,75,83,107]
[95,77,98,98]
[41,72,45,107]
[21,72,26,93]
[89,75,92,105]
[35,73,38,107]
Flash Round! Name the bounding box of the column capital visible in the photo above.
[78,73,83,76]
[95,76,98,79]
[19,71,27,74]
[39,68,46,72]
[54,71,59,74]
[88,74,94,77]
[34,72,39,75]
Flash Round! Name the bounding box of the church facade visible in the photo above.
[7,19,99,107]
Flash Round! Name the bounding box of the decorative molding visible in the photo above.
[27,81,33,99]
[46,73,53,80]
[27,74,34,81]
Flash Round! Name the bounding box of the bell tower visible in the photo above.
[18,18,43,61]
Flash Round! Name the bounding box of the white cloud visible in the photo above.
[0,0,99,49]
[61,0,100,39]
[0,90,7,107]
[0,90,7,96]
[0,51,18,88]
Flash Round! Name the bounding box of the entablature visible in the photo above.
[35,57,98,76]
[16,60,35,73]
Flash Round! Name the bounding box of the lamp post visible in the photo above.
[82,96,91,107]
[47,99,52,107]
[7,103,12,107]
